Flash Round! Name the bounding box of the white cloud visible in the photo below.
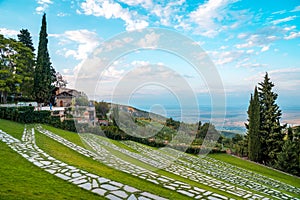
[245,68,300,91]
[291,5,300,12]
[57,12,69,17]
[117,0,152,9]
[284,31,300,40]
[272,10,286,15]
[131,60,150,66]
[239,63,268,68]
[246,49,254,54]
[261,45,269,52]
[189,0,240,37]
[137,32,160,48]
[236,32,279,49]
[151,0,185,27]
[62,69,71,74]
[101,65,125,80]
[271,15,297,25]
[80,0,148,31]
[237,33,247,39]
[35,0,53,14]
[209,50,245,66]
[283,25,296,31]
[55,29,101,60]
[0,28,19,37]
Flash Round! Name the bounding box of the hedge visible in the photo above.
[0,106,76,132]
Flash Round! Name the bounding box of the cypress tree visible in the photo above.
[34,13,56,104]
[246,87,261,162]
[258,73,285,165]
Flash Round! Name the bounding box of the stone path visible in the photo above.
[35,126,300,200]
[36,126,232,200]
[82,134,266,199]
[121,141,299,200]
[0,127,167,200]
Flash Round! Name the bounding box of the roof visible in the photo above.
[56,91,75,98]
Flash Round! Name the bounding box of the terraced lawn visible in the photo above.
[208,153,300,188]
[0,141,102,200]
[34,127,189,199]
[1,120,299,199]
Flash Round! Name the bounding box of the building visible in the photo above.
[54,87,87,107]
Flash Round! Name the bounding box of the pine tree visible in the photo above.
[17,29,35,52]
[17,29,35,98]
[258,73,285,165]
[34,13,56,104]
[246,87,261,162]
[287,126,293,141]
[275,140,300,176]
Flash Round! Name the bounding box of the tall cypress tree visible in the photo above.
[258,73,285,165]
[34,13,56,104]
[246,87,261,162]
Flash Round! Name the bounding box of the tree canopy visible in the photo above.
[34,13,56,104]
[0,34,34,103]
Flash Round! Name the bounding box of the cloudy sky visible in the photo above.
[1,0,300,115]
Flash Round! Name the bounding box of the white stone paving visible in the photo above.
[84,134,266,199]
[36,125,300,200]
[0,127,167,200]
[36,125,232,199]
[121,141,300,200]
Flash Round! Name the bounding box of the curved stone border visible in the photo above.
[0,127,167,200]
[121,141,299,200]
[36,125,232,200]
[83,135,265,199]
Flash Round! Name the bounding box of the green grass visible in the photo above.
[0,119,25,140]
[34,129,190,200]
[2,120,298,199]
[40,125,85,147]
[208,153,300,188]
[38,127,242,199]
[0,141,103,200]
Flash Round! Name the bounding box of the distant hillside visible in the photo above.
[220,130,239,138]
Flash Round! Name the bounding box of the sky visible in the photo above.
[1,0,300,125]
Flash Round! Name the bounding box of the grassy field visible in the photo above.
[0,142,103,200]
[0,119,25,140]
[1,120,299,199]
[34,128,191,200]
[39,124,300,198]
[208,153,300,188]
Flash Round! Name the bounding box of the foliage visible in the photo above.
[54,72,67,88]
[34,13,56,104]
[258,73,286,165]
[17,29,35,52]
[95,101,109,119]
[75,96,89,106]
[242,73,300,176]
[166,117,180,130]
[246,87,262,162]
[275,140,300,176]
[275,127,300,176]
[0,34,34,103]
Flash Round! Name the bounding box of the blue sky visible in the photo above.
[1,0,300,124]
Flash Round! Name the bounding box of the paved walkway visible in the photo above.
[36,125,231,200]
[122,141,299,200]
[0,127,167,200]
